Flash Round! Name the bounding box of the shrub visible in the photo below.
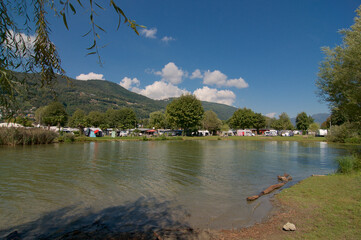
[0,127,58,145]
[326,123,359,143]
[345,137,361,144]
[57,133,75,143]
[337,155,361,174]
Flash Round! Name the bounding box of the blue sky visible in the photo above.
[27,0,361,118]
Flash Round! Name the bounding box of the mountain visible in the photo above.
[15,72,237,120]
[290,113,330,127]
[311,113,330,125]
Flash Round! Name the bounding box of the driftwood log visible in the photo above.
[247,173,292,201]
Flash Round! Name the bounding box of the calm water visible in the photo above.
[0,140,350,238]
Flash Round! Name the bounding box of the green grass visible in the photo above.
[74,135,326,143]
[277,173,361,239]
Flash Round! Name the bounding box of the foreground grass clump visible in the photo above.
[0,127,58,145]
[277,173,361,239]
[337,155,361,174]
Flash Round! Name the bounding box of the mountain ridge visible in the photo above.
[15,72,238,120]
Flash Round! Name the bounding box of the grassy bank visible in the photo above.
[277,173,361,239]
[221,173,361,239]
[73,135,326,143]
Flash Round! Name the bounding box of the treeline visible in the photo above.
[28,95,323,136]
[34,102,137,133]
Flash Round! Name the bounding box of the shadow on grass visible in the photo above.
[1,197,212,240]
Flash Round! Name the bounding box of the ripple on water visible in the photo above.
[0,140,350,236]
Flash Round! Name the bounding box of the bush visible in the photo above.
[345,137,361,144]
[326,123,359,143]
[337,155,361,173]
[0,127,58,145]
[57,133,75,143]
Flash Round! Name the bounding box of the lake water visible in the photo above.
[0,140,350,238]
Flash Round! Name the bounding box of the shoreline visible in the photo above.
[2,174,360,239]
[218,172,361,239]
[69,135,327,143]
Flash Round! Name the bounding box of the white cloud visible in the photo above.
[193,86,236,106]
[203,70,227,85]
[202,70,249,89]
[190,69,203,79]
[140,28,157,39]
[161,36,175,43]
[225,77,249,88]
[133,81,189,100]
[119,77,140,90]
[266,112,277,118]
[155,62,185,84]
[76,72,105,81]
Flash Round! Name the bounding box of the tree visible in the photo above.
[308,122,320,133]
[87,111,104,128]
[316,6,361,128]
[166,94,204,133]
[1,1,143,118]
[149,111,168,129]
[35,106,46,125]
[68,109,88,135]
[202,110,222,134]
[296,112,314,131]
[271,112,294,130]
[253,113,266,134]
[117,108,137,130]
[42,102,68,128]
[105,108,136,129]
[228,108,255,129]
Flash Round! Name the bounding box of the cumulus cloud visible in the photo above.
[133,81,189,100]
[140,28,157,39]
[225,77,249,88]
[266,112,277,118]
[161,36,175,43]
[193,86,236,106]
[203,70,248,89]
[119,77,140,90]
[155,62,185,84]
[190,69,203,79]
[76,72,105,81]
[203,70,227,85]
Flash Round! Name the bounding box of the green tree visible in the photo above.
[228,108,255,129]
[87,111,104,128]
[0,1,143,118]
[42,102,68,129]
[166,94,204,134]
[308,122,320,133]
[202,110,222,134]
[316,6,361,128]
[253,113,266,134]
[35,106,46,125]
[117,108,137,130]
[296,112,314,131]
[68,109,88,135]
[271,112,294,130]
[149,111,168,129]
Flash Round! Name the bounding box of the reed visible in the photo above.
[0,127,58,145]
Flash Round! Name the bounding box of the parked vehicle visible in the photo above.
[119,130,129,137]
[316,129,328,137]
[237,130,254,136]
[264,130,277,136]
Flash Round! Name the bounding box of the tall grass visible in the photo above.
[336,155,361,174]
[0,127,58,145]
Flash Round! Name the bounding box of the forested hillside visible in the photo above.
[16,72,237,120]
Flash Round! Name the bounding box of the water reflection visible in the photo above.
[0,140,352,233]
